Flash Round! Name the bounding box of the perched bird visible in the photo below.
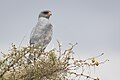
[30,10,53,51]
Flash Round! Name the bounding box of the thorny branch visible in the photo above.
[0,42,108,80]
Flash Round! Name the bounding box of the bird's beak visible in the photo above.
[48,11,52,16]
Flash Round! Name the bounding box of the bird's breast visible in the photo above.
[38,17,50,27]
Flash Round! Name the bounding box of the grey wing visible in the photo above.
[30,23,53,48]
[30,26,45,46]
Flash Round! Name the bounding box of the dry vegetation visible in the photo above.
[0,42,108,80]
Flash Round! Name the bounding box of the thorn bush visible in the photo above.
[0,43,108,80]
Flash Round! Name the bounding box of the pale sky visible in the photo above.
[0,0,120,79]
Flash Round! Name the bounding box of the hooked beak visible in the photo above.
[48,11,52,16]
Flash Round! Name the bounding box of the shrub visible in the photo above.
[0,42,108,80]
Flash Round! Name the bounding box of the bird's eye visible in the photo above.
[43,11,49,14]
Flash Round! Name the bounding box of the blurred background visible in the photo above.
[0,0,120,79]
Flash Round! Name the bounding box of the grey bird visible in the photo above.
[30,10,53,51]
[27,10,53,64]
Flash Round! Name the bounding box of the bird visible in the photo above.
[27,10,53,64]
[30,10,53,52]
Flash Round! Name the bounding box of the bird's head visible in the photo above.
[38,10,52,19]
